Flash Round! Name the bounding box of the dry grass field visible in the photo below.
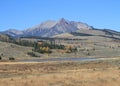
[0,59,120,86]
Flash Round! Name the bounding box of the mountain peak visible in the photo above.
[2,29,23,37]
[2,18,93,37]
[58,18,69,23]
[59,18,66,21]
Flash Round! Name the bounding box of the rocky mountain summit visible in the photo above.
[2,18,92,37]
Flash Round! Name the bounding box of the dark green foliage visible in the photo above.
[40,42,65,49]
[1,53,3,56]
[34,42,65,50]
[0,36,35,47]
[12,40,35,47]
[37,49,52,54]
[33,42,65,54]
[9,57,15,60]
[72,47,77,53]
[0,56,2,60]
[87,52,90,56]
[33,42,40,52]
[93,48,96,51]
[27,52,40,57]
[71,32,93,36]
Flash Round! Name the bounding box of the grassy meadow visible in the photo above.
[0,59,120,86]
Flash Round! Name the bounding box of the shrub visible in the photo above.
[27,52,39,57]
[0,56,2,60]
[87,52,90,56]
[27,52,40,57]
[9,57,15,60]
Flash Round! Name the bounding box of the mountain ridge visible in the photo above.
[2,18,92,37]
[1,18,120,38]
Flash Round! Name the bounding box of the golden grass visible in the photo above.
[0,68,120,86]
[0,60,120,86]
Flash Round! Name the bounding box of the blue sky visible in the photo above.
[0,0,120,31]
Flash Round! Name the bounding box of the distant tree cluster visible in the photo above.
[0,34,12,42]
[0,35,36,48]
[13,39,35,47]
[33,43,51,54]
[33,42,65,54]
[41,42,65,49]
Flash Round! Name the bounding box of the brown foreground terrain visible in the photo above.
[0,58,120,86]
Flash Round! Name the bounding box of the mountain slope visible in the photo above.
[2,29,23,37]
[53,33,74,38]
[23,18,92,37]
[1,18,120,38]
[0,41,33,59]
